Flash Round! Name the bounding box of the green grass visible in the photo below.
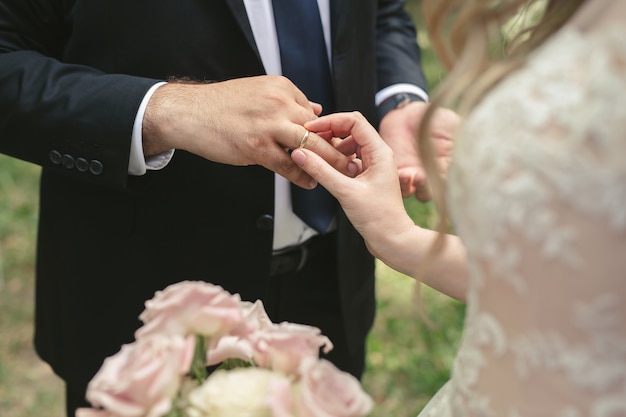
[0,156,65,417]
[364,264,464,416]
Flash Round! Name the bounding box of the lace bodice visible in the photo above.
[418,8,626,417]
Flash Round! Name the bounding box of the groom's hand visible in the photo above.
[141,75,350,190]
[378,101,459,202]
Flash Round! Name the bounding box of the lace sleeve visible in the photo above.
[443,23,626,417]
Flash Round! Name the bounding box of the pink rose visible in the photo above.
[240,299,274,331]
[251,322,333,375]
[295,358,374,417]
[205,335,254,366]
[265,376,296,417]
[79,335,195,417]
[136,281,249,341]
[205,300,273,366]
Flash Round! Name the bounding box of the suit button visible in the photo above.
[49,150,62,165]
[75,158,89,172]
[61,154,75,169]
[256,214,274,231]
[89,160,104,175]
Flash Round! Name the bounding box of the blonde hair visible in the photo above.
[418,0,586,259]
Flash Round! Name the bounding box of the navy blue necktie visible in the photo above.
[272,0,337,234]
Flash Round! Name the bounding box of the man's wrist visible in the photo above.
[377,92,425,121]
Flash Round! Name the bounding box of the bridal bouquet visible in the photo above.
[76,281,374,417]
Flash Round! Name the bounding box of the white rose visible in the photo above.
[184,368,294,417]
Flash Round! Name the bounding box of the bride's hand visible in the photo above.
[290,112,416,260]
[292,111,469,301]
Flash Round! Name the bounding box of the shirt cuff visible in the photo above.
[375,83,429,107]
[128,81,174,176]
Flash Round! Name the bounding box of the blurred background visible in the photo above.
[0,1,465,416]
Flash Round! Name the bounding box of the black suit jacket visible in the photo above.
[0,0,426,388]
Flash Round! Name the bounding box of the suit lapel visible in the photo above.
[225,0,262,62]
[330,0,348,45]
[329,0,353,95]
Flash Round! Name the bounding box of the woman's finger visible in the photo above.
[304,112,381,149]
[290,148,358,192]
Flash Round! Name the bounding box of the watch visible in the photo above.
[377,92,425,121]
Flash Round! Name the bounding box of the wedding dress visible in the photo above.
[417,1,626,416]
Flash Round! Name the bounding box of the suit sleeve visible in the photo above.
[0,0,159,189]
[375,0,428,94]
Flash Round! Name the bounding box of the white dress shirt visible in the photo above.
[128,0,427,249]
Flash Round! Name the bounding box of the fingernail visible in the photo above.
[291,149,307,166]
[348,162,358,175]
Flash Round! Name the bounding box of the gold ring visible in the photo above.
[298,129,310,149]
